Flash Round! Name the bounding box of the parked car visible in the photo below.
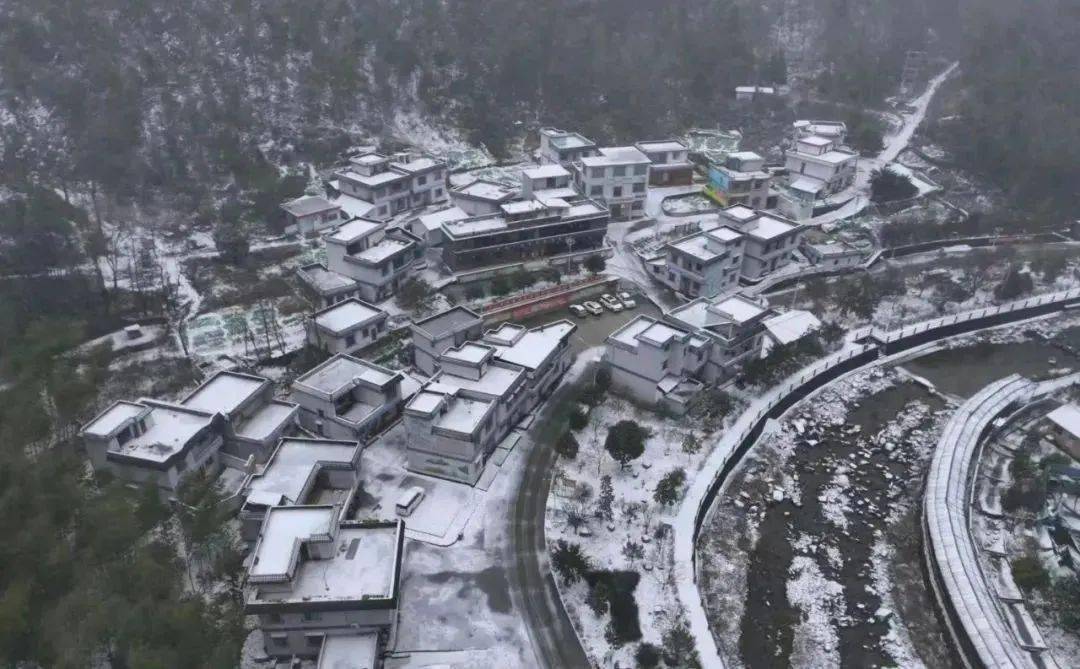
[583,301,603,316]
[617,291,637,309]
[599,294,623,312]
[396,486,426,517]
[569,303,588,318]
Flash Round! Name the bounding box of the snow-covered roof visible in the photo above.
[727,150,763,162]
[763,310,821,346]
[501,199,548,216]
[788,176,825,194]
[521,164,570,180]
[406,391,446,415]
[1048,404,1080,438]
[182,371,267,416]
[331,193,377,219]
[711,293,769,323]
[249,505,337,580]
[391,156,441,173]
[721,204,758,222]
[350,153,388,166]
[282,195,338,218]
[313,298,387,335]
[326,218,383,244]
[415,206,468,232]
[483,323,526,346]
[297,263,359,295]
[441,342,493,365]
[580,146,650,167]
[794,120,846,137]
[317,633,379,669]
[235,401,298,442]
[635,139,688,154]
[608,316,690,349]
[668,293,769,333]
[489,320,575,370]
[453,179,517,202]
[669,227,742,263]
[295,354,399,396]
[412,306,482,340]
[82,400,150,438]
[744,214,800,241]
[798,135,833,148]
[351,237,412,264]
[799,149,858,165]
[102,400,217,464]
[339,168,408,187]
[435,394,493,435]
[436,363,523,400]
[245,437,358,507]
[543,128,596,150]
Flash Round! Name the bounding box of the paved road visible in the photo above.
[507,375,592,669]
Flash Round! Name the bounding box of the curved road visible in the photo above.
[507,378,591,669]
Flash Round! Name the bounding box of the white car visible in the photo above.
[583,301,603,316]
[569,304,588,318]
[617,291,637,309]
[599,294,623,312]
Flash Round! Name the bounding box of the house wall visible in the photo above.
[404,413,488,484]
[306,319,387,357]
[575,165,648,220]
[741,231,802,279]
[259,609,394,659]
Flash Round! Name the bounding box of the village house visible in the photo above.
[783,134,858,197]
[296,262,364,310]
[438,195,611,272]
[80,399,225,494]
[449,178,519,216]
[665,292,772,383]
[706,151,772,209]
[651,224,745,298]
[760,309,822,356]
[793,119,848,145]
[238,437,361,542]
[323,218,424,303]
[520,164,573,197]
[281,195,346,237]
[604,316,708,415]
[410,205,468,248]
[802,240,866,268]
[1046,404,1080,460]
[245,506,404,661]
[410,306,485,376]
[291,354,404,441]
[574,146,651,220]
[404,320,576,484]
[333,151,447,220]
[538,127,599,166]
[180,370,300,464]
[635,139,694,186]
[717,205,804,280]
[305,298,389,357]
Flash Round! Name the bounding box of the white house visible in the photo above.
[575,146,651,220]
[333,152,446,220]
[717,206,804,280]
[761,309,822,356]
[538,127,599,166]
[324,218,423,303]
[410,306,485,376]
[305,298,389,356]
[449,179,518,216]
[520,164,573,197]
[665,292,772,383]
[652,225,745,298]
[604,316,708,415]
[707,152,771,209]
[410,205,468,248]
[281,196,346,237]
[296,263,364,310]
[635,140,694,186]
[784,135,858,197]
[245,506,403,661]
[291,354,403,441]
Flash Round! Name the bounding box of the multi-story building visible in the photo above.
[245,506,403,661]
[652,225,745,298]
[80,370,301,494]
[575,146,650,220]
[449,179,519,216]
[305,298,389,356]
[784,135,858,197]
[404,319,576,485]
[410,205,468,247]
[604,316,708,415]
[635,140,694,186]
[666,292,772,383]
[281,196,346,237]
[438,196,611,272]
[520,164,573,197]
[296,263,364,309]
[718,207,804,280]
[324,218,423,303]
[538,127,599,166]
[238,437,361,542]
[291,354,403,441]
[180,370,300,464]
[410,306,485,376]
[333,152,446,220]
[706,151,771,209]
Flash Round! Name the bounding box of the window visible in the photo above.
[613,186,623,197]
[634,164,647,176]
[590,185,603,196]
[306,634,324,649]
[435,188,443,197]
[271,634,288,648]
[378,205,387,215]
[345,333,356,347]
[302,611,322,621]
[266,613,284,624]
[632,182,645,194]
[613,165,626,177]
[591,167,605,179]
[417,175,427,186]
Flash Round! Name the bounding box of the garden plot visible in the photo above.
[186,300,306,361]
[545,394,736,668]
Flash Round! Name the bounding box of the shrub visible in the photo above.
[585,254,606,274]
[662,620,701,668]
[584,570,641,645]
[1011,556,1049,592]
[554,431,579,460]
[994,266,1034,301]
[605,420,649,469]
[870,168,918,203]
[551,540,591,584]
[654,468,687,506]
[635,642,662,669]
[595,366,612,393]
[568,407,588,431]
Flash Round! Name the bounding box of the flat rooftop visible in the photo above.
[745,214,799,241]
[299,263,359,294]
[434,394,493,436]
[245,438,358,506]
[454,179,516,201]
[317,633,378,669]
[415,206,468,232]
[437,363,523,400]
[351,237,411,264]
[391,156,440,173]
[491,320,575,370]
[282,195,337,218]
[763,310,821,346]
[581,146,650,167]
[522,164,571,180]
[668,293,768,331]
[235,400,297,442]
[636,139,687,154]
[250,505,337,579]
[339,168,408,188]
[182,371,266,415]
[83,400,148,438]
[326,218,383,244]
[441,342,493,365]
[545,129,595,150]
[412,306,481,339]
[108,401,216,464]
[296,355,398,395]
[314,299,386,335]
